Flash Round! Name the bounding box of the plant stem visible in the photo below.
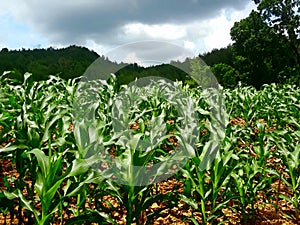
[200,198,207,224]
[275,171,282,213]
[126,186,135,225]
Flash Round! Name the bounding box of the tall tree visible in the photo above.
[253,0,300,65]
[230,11,295,87]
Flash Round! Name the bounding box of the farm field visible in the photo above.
[0,73,299,225]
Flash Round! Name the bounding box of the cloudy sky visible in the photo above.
[0,0,255,57]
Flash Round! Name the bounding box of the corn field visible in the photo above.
[0,72,299,225]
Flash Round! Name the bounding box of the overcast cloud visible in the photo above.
[0,0,255,55]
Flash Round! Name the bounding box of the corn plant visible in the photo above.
[0,71,299,224]
[4,149,67,225]
[72,78,198,224]
[181,138,238,224]
[231,158,272,224]
[280,144,300,221]
[270,127,300,221]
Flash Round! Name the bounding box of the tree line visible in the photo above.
[0,0,299,89]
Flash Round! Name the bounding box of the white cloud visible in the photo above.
[111,1,256,55]
[123,23,187,40]
[203,1,255,51]
[202,11,235,50]
[184,41,196,51]
[123,52,141,64]
[86,39,111,55]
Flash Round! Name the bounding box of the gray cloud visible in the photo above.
[106,41,194,64]
[10,0,251,47]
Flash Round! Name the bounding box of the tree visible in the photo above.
[230,11,295,88]
[189,58,218,89]
[1,48,8,53]
[200,45,235,67]
[211,63,240,88]
[253,0,300,65]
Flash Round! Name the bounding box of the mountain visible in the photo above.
[0,45,192,87]
[0,45,100,81]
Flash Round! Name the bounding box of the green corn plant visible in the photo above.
[0,73,17,144]
[3,133,113,225]
[3,148,66,225]
[269,144,300,221]
[267,114,300,221]
[3,148,112,225]
[0,73,76,223]
[1,73,73,192]
[73,78,198,224]
[179,88,234,224]
[1,71,299,225]
[253,122,273,169]
[108,81,196,224]
[72,78,116,218]
[181,156,209,224]
[225,84,258,126]
[280,144,300,221]
[209,140,239,219]
[71,118,111,218]
[63,162,117,224]
[231,157,272,224]
[181,141,238,224]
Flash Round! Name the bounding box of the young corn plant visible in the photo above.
[1,71,299,224]
[179,88,234,224]
[0,73,77,223]
[270,143,300,221]
[181,140,238,224]
[3,148,65,225]
[267,113,300,221]
[231,157,273,224]
[280,144,300,221]
[107,80,197,224]
[72,78,190,224]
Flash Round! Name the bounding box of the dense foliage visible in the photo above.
[0,46,99,81]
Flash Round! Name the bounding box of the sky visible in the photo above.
[0,0,256,59]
